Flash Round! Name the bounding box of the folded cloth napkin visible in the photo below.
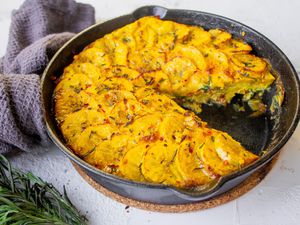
[0,0,95,153]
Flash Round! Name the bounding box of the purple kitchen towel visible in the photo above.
[0,0,95,153]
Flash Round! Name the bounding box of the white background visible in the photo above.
[1,1,300,225]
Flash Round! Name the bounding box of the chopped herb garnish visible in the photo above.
[242,61,255,68]
[122,37,131,43]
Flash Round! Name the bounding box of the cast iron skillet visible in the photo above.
[41,6,300,204]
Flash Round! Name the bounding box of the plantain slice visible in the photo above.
[214,133,259,167]
[84,140,123,173]
[188,26,212,46]
[231,54,267,72]
[62,62,101,82]
[221,39,252,53]
[55,88,81,123]
[209,29,232,45]
[197,130,258,176]
[74,47,112,69]
[55,70,93,93]
[158,112,186,143]
[102,77,134,92]
[56,88,102,123]
[138,92,186,114]
[175,139,213,187]
[109,93,148,126]
[203,47,229,70]
[96,90,138,116]
[141,142,179,184]
[197,135,233,176]
[60,109,105,146]
[119,144,148,182]
[168,44,207,71]
[162,57,197,93]
[141,70,172,92]
[72,125,116,157]
[128,48,166,73]
[113,41,129,66]
[127,112,163,139]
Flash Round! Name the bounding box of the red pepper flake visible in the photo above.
[142,133,159,142]
[207,67,214,74]
[224,160,229,165]
[207,130,212,136]
[207,165,212,171]
[83,103,89,108]
[86,84,92,88]
[189,146,194,153]
[104,118,111,124]
[123,98,128,104]
[159,136,164,141]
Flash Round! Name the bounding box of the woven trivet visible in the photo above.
[72,155,279,213]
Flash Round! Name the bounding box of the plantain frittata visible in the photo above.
[54,16,280,189]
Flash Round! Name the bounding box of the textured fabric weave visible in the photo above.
[0,0,95,153]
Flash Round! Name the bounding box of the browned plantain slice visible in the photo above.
[72,125,116,157]
[209,29,232,45]
[220,39,252,53]
[175,139,213,187]
[102,77,134,92]
[84,140,123,173]
[214,133,259,167]
[109,93,148,126]
[168,44,207,71]
[128,48,166,73]
[162,57,197,93]
[188,26,212,46]
[141,142,179,184]
[127,112,163,139]
[62,62,101,82]
[197,130,258,176]
[113,42,129,66]
[119,144,148,182]
[60,109,105,147]
[158,112,186,143]
[74,47,112,69]
[138,92,186,114]
[231,54,267,72]
[96,90,139,116]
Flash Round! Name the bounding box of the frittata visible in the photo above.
[54,16,280,189]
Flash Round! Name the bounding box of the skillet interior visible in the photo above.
[41,6,300,204]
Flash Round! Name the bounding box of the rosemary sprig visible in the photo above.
[0,154,87,225]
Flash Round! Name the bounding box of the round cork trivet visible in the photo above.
[72,155,279,213]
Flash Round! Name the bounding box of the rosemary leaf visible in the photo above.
[0,154,87,225]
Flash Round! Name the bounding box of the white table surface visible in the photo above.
[1,1,300,225]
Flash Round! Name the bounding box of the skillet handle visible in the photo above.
[132,5,168,19]
[166,178,224,201]
[168,168,257,201]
